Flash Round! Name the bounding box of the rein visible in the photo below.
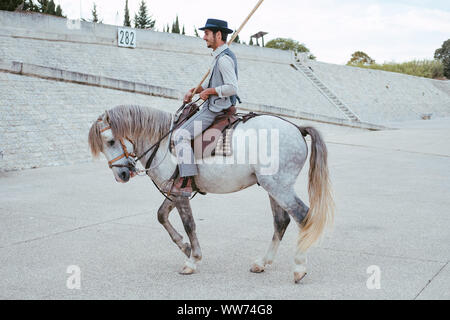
[99,99,205,177]
[135,98,205,164]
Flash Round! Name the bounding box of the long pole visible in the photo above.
[191,0,264,97]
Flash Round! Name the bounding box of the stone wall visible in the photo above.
[0,71,182,171]
[303,59,450,123]
[1,10,449,171]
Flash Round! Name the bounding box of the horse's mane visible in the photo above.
[88,105,172,157]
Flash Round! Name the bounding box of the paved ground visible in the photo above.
[0,117,449,300]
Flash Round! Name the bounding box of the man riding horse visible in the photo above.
[162,19,240,197]
[89,4,334,282]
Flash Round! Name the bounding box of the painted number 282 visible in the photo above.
[119,30,134,46]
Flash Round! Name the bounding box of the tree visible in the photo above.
[91,3,100,23]
[266,38,316,59]
[249,37,254,45]
[134,0,155,29]
[434,39,450,78]
[171,15,180,34]
[0,0,23,11]
[9,0,64,17]
[347,51,375,66]
[55,2,62,16]
[194,27,199,37]
[182,25,185,35]
[123,0,131,27]
[46,0,55,14]
[23,0,35,11]
[233,34,240,44]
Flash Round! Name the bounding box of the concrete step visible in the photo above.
[296,62,360,122]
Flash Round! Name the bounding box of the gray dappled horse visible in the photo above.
[88,105,334,283]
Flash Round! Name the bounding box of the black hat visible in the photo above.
[199,18,233,34]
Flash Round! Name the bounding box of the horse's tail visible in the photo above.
[297,126,335,252]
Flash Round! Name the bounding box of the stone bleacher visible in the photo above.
[1,10,449,171]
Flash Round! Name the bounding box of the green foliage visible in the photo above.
[347,51,375,66]
[434,39,450,78]
[194,27,199,37]
[134,0,155,29]
[171,15,180,34]
[55,2,62,16]
[123,0,131,27]
[6,0,65,17]
[265,38,316,60]
[0,0,22,11]
[22,0,35,11]
[349,59,445,79]
[233,34,240,44]
[91,3,99,23]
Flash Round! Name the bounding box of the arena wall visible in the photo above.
[0,11,449,171]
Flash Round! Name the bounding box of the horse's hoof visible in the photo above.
[179,266,196,275]
[294,272,307,284]
[250,263,265,273]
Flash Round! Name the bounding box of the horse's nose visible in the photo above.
[120,170,130,182]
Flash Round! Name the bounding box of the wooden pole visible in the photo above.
[190,0,265,97]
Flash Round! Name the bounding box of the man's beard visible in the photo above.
[207,38,216,49]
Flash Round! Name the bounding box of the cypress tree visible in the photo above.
[123,0,131,27]
[91,3,99,23]
[55,4,63,16]
[171,15,180,34]
[46,0,55,15]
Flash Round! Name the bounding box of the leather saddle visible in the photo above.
[171,103,239,159]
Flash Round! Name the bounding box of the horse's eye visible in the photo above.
[108,140,115,146]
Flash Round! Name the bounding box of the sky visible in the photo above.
[52,0,450,65]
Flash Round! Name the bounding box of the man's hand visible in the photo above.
[200,88,217,101]
[183,88,195,103]
[184,86,205,103]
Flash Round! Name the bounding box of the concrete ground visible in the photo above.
[0,117,449,300]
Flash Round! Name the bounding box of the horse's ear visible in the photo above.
[104,110,110,124]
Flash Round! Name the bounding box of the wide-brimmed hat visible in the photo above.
[199,18,233,34]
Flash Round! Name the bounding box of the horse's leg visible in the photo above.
[174,197,202,275]
[256,175,309,283]
[250,195,290,273]
[157,198,192,258]
[292,196,309,283]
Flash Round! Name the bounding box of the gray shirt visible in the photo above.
[205,44,239,112]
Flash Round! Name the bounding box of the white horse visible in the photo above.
[88,105,334,283]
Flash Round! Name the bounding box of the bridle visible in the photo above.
[97,100,200,176]
[98,119,136,170]
[95,100,208,201]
